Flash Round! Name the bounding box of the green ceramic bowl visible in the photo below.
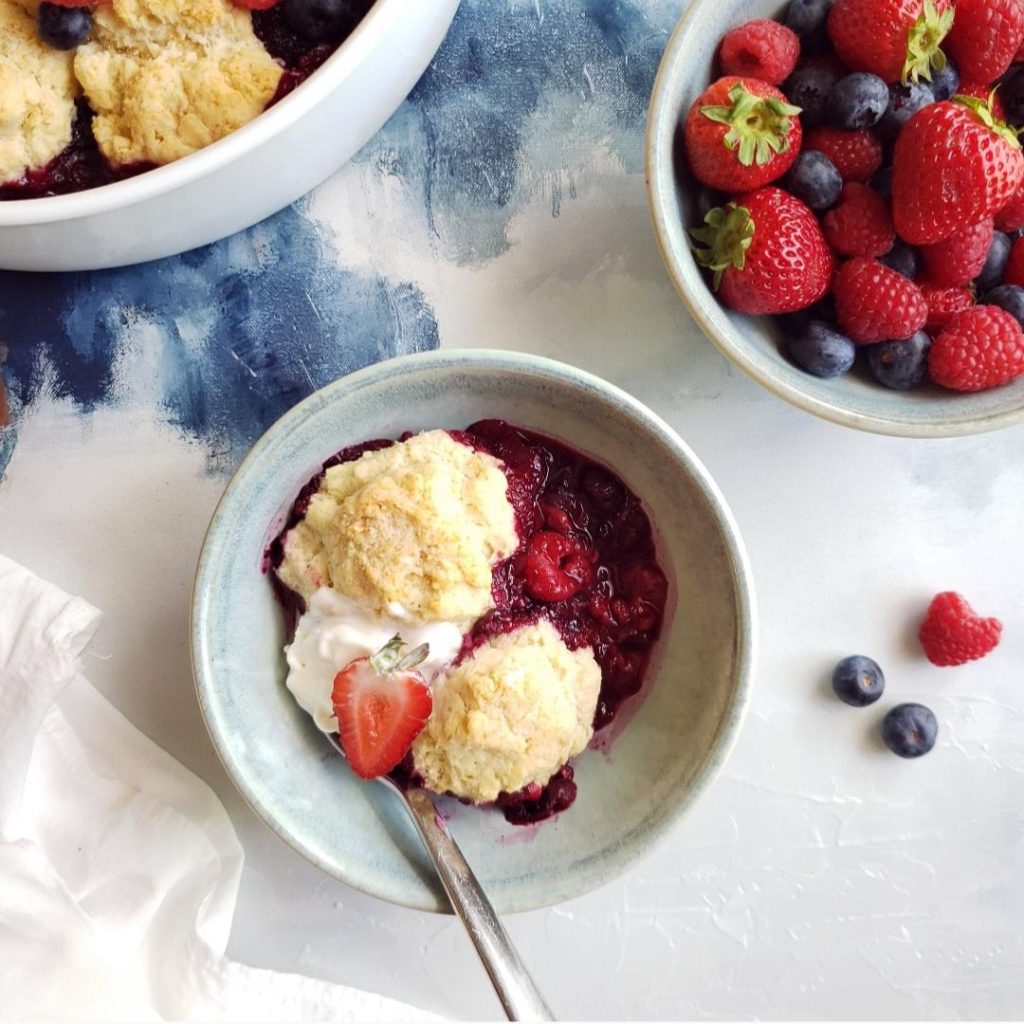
[646,0,1024,437]
[191,350,755,913]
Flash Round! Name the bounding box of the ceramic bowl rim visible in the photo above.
[190,348,757,912]
[0,0,449,226]
[644,0,1024,439]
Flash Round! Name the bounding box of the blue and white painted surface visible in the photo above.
[1,1,1023,1019]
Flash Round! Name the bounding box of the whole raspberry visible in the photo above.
[834,257,928,344]
[920,219,994,287]
[919,591,1003,666]
[919,281,975,334]
[1003,236,1024,287]
[719,20,801,86]
[805,127,883,183]
[995,183,1024,234]
[823,183,896,257]
[929,305,1024,390]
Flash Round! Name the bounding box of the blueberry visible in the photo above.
[784,0,836,49]
[867,331,932,389]
[881,703,938,758]
[784,66,838,129]
[831,655,885,707]
[37,1,92,49]
[929,59,960,102]
[784,150,842,210]
[976,231,1012,291]
[1001,65,1024,127]
[281,0,358,41]
[877,82,934,143]
[829,73,890,130]
[871,166,894,201]
[786,320,856,377]
[985,284,1024,328]
[878,240,919,279]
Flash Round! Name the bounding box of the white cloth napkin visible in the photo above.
[0,555,437,1021]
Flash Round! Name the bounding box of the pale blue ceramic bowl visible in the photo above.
[646,0,1024,437]
[191,350,755,913]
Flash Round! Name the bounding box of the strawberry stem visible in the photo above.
[700,84,801,168]
[690,203,756,290]
[954,93,1022,149]
[369,634,430,675]
[902,0,955,84]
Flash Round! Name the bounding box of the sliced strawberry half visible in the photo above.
[332,636,433,779]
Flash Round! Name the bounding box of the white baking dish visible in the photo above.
[0,0,460,271]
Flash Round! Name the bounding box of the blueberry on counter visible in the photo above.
[786,320,856,377]
[867,331,931,389]
[877,82,934,143]
[829,73,890,130]
[281,0,359,41]
[831,655,885,707]
[784,150,842,210]
[976,231,1012,292]
[37,1,92,49]
[929,59,960,102]
[881,703,938,758]
[879,240,919,279]
[985,284,1024,328]
[784,66,838,128]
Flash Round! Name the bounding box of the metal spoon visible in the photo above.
[325,734,555,1022]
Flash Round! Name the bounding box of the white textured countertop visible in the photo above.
[1,0,1022,1016]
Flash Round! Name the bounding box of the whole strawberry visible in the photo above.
[892,97,1024,245]
[919,280,975,333]
[929,305,1024,390]
[719,20,801,86]
[919,591,1003,666]
[690,187,834,315]
[827,0,955,84]
[833,257,928,342]
[684,76,803,192]
[805,127,884,183]
[823,182,896,257]
[919,218,994,286]
[945,0,1024,85]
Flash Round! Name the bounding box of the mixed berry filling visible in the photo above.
[0,0,373,200]
[268,420,668,825]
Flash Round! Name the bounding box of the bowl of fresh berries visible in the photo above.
[0,0,460,271]
[647,0,1024,436]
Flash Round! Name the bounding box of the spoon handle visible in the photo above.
[401,787,556,1022]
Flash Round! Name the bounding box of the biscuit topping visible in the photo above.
[73,0,282,167]
[0,0,78,184]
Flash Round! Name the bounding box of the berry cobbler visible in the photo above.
[0,0,372,198]
[268,422,669,825]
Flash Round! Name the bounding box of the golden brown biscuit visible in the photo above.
[74,0,282,167]
[278,430,519,626]
[412,620,602,803]
[0,0,77,184]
